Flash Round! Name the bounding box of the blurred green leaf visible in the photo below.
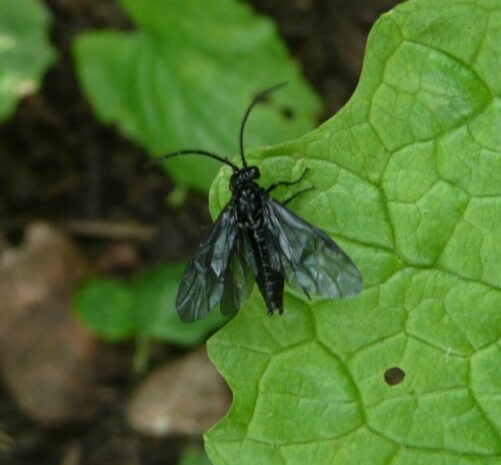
[178,445,212,465]
[73,0,321,193]
[205,0,501,463]
[0,0,56,121]
[75,263,227,347]
[75,277,135,340]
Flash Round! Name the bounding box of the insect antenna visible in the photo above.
[239,81,288,168]
[145,149,238,171]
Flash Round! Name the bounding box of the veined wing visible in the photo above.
[220,228,256,316]
[262,197,363,299]
[176,204,239,322]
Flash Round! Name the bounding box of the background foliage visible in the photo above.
[75,264,228,370]
[0,0,55,121]
[73,0,320,192]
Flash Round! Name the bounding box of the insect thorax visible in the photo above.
[234,182,264,222]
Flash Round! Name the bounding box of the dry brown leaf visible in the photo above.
[127,347,231,437]
[0,223,123,425]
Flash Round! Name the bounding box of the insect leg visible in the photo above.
[266,168,309,193]
[283,186,314,205]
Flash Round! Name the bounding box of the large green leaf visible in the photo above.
[73,0,320,193]
[0,0,55,121]
[205,0,501,463]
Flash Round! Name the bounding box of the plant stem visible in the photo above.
[133,335,150,375]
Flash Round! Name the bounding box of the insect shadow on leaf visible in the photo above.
[150,82,363,322]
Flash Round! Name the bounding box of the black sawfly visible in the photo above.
[154,82,363,322]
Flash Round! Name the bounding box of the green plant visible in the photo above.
[73,0,320,193]
[177,444,212,465]
[0,0,55,121]
[205,0,501,463]
[75,263,227,372]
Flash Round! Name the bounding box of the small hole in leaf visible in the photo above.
[281,106,295,120]
[384,367,405,386]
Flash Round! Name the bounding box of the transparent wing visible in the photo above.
[262,198,363,299]
[220,230,255,316]
[176,205,238,322]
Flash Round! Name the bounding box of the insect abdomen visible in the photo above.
[237,184,284,315]
[250,218,284,315]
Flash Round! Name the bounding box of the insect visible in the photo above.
[155,82,363,322]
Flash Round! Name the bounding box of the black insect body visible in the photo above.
[155,83,363,322]
[231,168,285,316]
